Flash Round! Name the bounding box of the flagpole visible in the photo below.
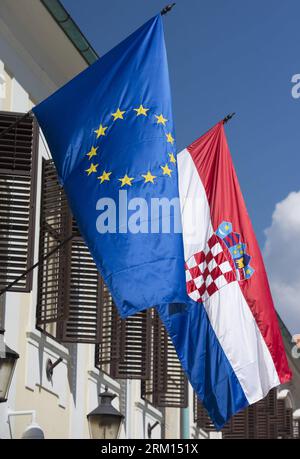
[223,112,236,124]
[0,233,77,296]
[0,6,177,141]
[161,3,176,15]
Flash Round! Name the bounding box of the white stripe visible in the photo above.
[178,148,280,403]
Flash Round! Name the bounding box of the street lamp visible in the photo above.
[0,329,19,403]
[87,387,124,439]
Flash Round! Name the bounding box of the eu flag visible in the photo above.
[33,15,187,318]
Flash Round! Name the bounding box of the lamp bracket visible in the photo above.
[46,357,63,381]
[148,420,160,439]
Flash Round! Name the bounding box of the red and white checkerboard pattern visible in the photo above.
[185,234,236,303]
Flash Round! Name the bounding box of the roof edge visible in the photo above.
[40,0,99,66]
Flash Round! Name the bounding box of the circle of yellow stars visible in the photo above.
[85,104,177,187]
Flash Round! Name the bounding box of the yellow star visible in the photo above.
[161,164,172,177]
[112,108,126,121]
[94,124,107,138]
[168,153,176,164]
[85,163,98,176]
[142,171,157,184]
[118,174,134,187]
[86,146,98,160]
[98,171,112,184]
[166,132,174,144]
[134,105,149,116]
[155,114,168,126]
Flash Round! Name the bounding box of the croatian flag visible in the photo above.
[156,121,292,429]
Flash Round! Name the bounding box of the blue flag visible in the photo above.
[33,15,187,318]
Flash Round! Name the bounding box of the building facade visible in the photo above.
[0,0,299,440]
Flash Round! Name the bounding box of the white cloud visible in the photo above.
[263,191,300,335]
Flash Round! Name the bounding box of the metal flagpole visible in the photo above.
[0,233,76,296]
[0,0,234,295]
[161,3,176,15]
[0,5,179,295]
[223,112,236,124]
[0,4,175,142]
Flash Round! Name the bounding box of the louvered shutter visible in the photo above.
[285,408,293,439]
[193,393,215,432]
[36,158,71,337]
[277,399,287,438]
[141,310,167,405]
[95,287,152,379]
[58,221,102,343]
[113,310,152,379]
[95,282,120,374]
[274,396,292,439]
[141,310,188,408]
[194,389,294,440]
[255,397,270,439]
[267,389,278,439]
[247,404,258,439]
[267,388,277,416]
[37,159,102,343]
[0,111,38,292]
[222,409,249,439]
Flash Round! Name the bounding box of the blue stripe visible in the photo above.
[156,300,249,430]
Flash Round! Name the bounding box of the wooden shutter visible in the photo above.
[199,389,278,438]
[285,408,293,439]
[194,388,294,440]
[255,397,270,439]
[277,399,287,438]
[95,281,120,373]
[59,222,102,343]
[36,159,71,336]
[193,393,215,432]
[0,111,38,292]
[222,409,249,439]
[37,159,101,343]
[247,405,258,439]
[141,310,167,405]
[95,286,152,379]
[267,389,278,439]
[141,309,188,408]
[113,310,152,379]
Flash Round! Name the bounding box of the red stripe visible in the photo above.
[187,122,292,384]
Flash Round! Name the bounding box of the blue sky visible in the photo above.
[61,0,300,331]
